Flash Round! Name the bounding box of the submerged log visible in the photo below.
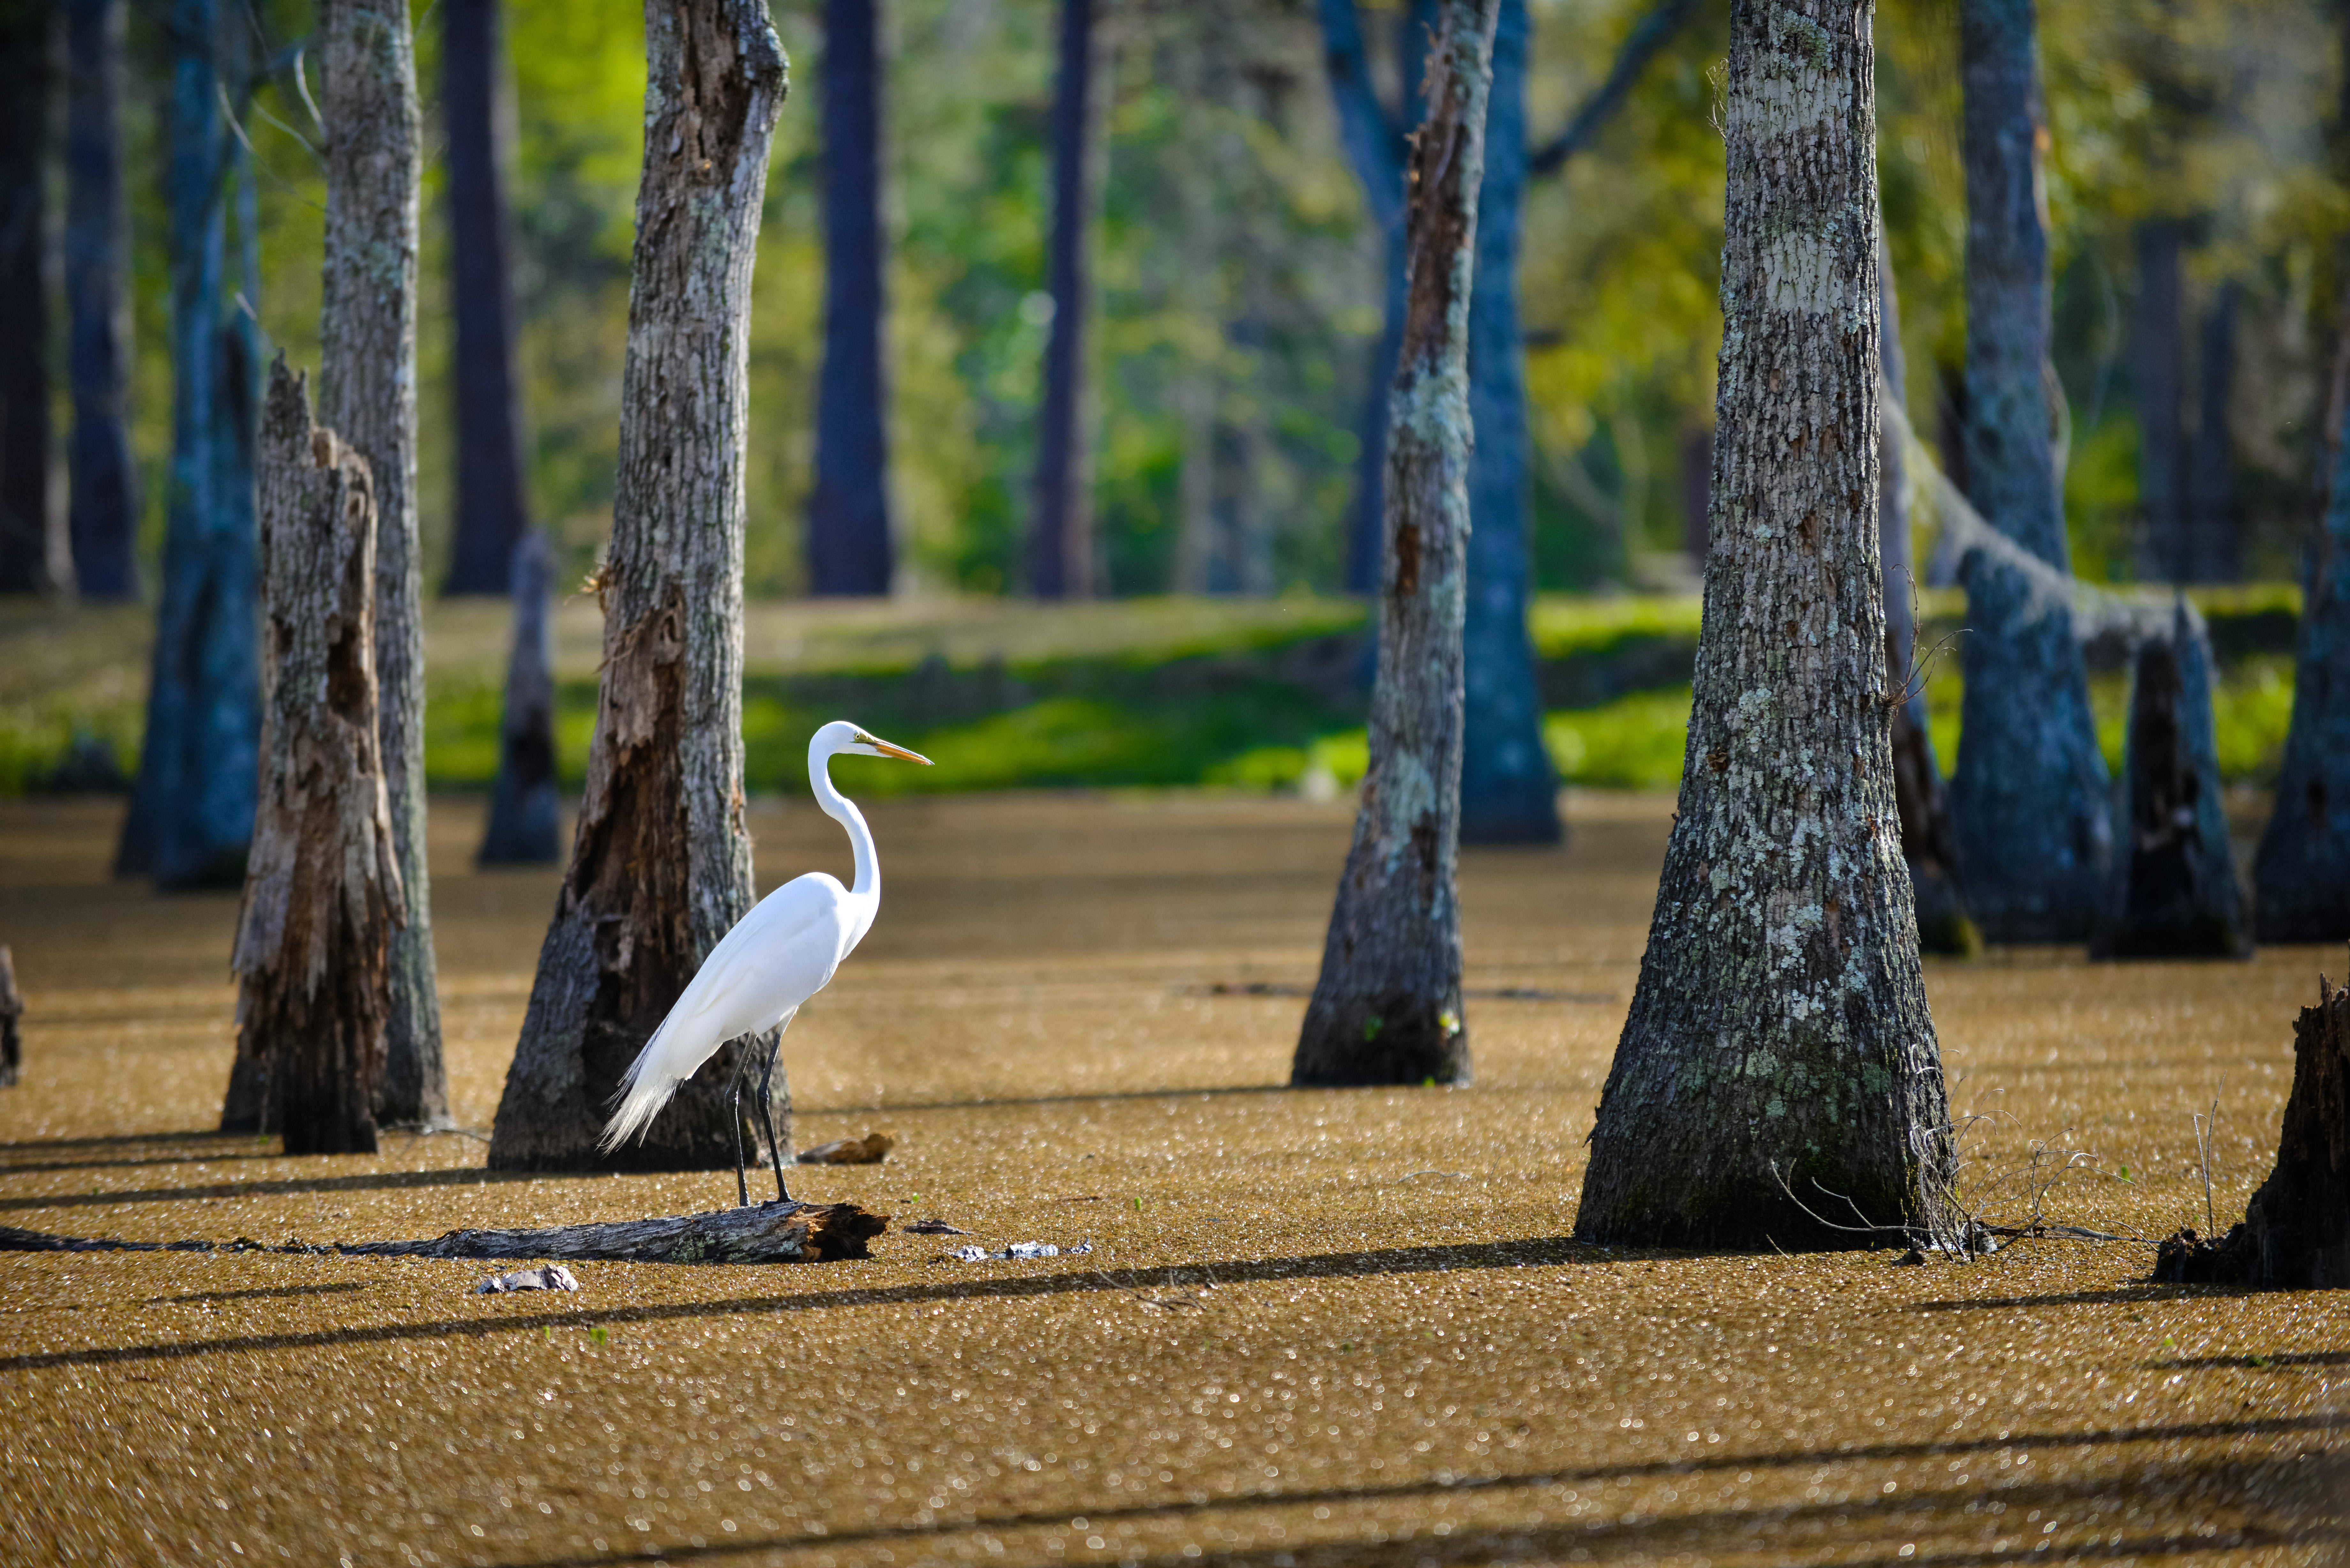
[0,1201,887,1264]
[2155,964,2349,1287]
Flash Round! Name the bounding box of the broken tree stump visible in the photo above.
[2155,961,2350,1287]
[0,1201,888,1265]
[224,359,406,1155]
[2092,601,2250,960]
[0,944,20,1087]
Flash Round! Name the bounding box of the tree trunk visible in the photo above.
[0,945,21,1089]
[479,530,561,865]
[488,0,788,1174]
[1946,0,2108,943]
[119,0,262,890]
[63,0,137,601]
[807,0,893,597]
[1030,0,1103,600]
[2153,968,2350,1288]
[227,360,405,1156]
[2091,602,2249,959]
[2185,278,2240,584]
[2134,217,2185,582]
[440,0,531,596]
[1458,0,1559,846]
[1575,0,1948,1251]
[2256,323,2350,943]
[0,0,53,596]
[1292,0,1497,1090]
[318,0,444,1132]
[1878,231,1971,953]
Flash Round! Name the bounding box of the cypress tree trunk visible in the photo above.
[2185,280,2240,584]
[2134,217,2185,583]
[807,0,893,597]
[228,360,404,1156]
[1878,232,1970,953]
[1458,0,1559,846]
[2254,349,2350,942]
[478,530,560,866]
[119,0,262,889]
[63,0,138,601]
[2091,603,2249,959]
[1946,0,2108,943]
[319,0,444,1131]
[0,945,20,1088]
[488,0,787,1173]
[0,0,53,596]
[1292,0,1497,1090]
[1575,0,1948,1251]
[440,0,531,596]
[1030,0,1102,600]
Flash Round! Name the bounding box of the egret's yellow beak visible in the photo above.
[871,738,933,765]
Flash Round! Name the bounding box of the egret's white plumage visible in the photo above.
[599,721,930,1176]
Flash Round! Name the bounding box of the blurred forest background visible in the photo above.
[55,0,2350,602]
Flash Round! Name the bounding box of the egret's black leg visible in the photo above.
[727,1043,752,1208]
[757,1036,791,1204]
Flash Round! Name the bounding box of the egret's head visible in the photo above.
[815,719,933,766]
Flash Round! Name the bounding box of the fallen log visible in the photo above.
[0,1201,887,1265]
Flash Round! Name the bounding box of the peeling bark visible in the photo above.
[1575,0,1948,1251]
[319,0,444,1130]
[1292,0,1497,1090]
[478,530,560,866]
[489,0,788,1173]
[227,361,405,1156]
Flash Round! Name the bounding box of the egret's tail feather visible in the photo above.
[597,1039,683,1154]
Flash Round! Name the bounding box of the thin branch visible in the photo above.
[1529,0,1705,176]
[217,79,326,213]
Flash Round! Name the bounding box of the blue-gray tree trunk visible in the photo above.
[2184,279,2240,583]
[478,530,560,866]
[1947,0,2108,942]
[64,0,138,600]
[2134,217,2185,583]
[0,0,52,595]
[1458,0,1558,843]
[1029,0,1099,599]
[119,0,261,889]
[807,0,892,596]
[440,0,530,595]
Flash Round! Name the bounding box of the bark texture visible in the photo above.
[119,0,262,889]
[489,1,788,1173]
[807,0,893,596]
[0,945,20,1088]
[227,361,405,1157]
[63,0,138,600]
[2092,604,2248,959]
[440,0,532,595]
[1575,0,1948,1251]
[1947,0,2109,943]
[0,0,53,595]
[2255,335,2350,942]
[2153,969,2350,1288]
[1030,0,1103,599]
[478,530,561,866]
[320,0,444,1131]
[1292,0,1497,1090]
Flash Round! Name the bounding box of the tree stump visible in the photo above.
[0,945,21,1088]
[2155,965,2350,1287]
[478,530,561,866]
[224,359,406,1155]
[2091,602,2250,960]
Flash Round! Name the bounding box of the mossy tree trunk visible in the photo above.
[478,530,560,866]
[1946,0,2109,942]
[1574,0,1948,1251]
[227,361,405,1155]
[489,0,788,1173]
[1292,0,1497,1089]
[320,0,445,1130]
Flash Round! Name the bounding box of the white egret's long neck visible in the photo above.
[811,745,879,900]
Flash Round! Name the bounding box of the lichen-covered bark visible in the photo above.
[318,0,444,1130]
[478,531,560,866]
[228,361,405,1156]
[1575,0,1947,1251]
[2254,335,2350,943]
[1292,0,1496,1089]
[489,0,787,1173]
[1946,0,2109,943]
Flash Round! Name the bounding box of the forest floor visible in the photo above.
[0,790,2342,1566]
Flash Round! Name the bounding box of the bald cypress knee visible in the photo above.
[1292,0,1498,1090]
[489,1,788,1173]
[1574,0,1948,1250]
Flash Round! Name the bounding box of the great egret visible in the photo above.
[600,720,932,1204]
